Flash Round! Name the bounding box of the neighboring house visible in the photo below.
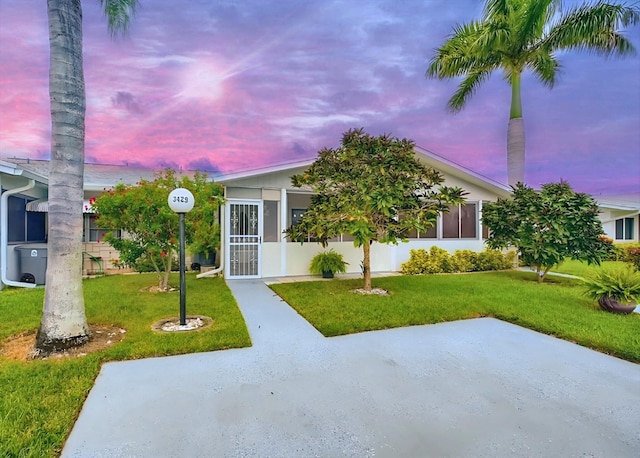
[596,194,640,243]
[0,158,160,288]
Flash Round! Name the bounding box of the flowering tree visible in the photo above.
[92,169,223,290]
[482,181,612,282]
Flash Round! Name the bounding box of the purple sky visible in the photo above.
[1,0,639,196]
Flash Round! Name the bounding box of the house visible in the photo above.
[0,158,160,288]
[1,150,513,285]
[212,146,512,279]
[596,194,640,243]
[14,151,634,285]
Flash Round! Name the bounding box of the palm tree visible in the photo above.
[427,0,639,187]
[36,0,138,353]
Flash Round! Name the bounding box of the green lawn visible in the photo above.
[270,271,640,362]
[550,259,628,277]
[0,273,251,458]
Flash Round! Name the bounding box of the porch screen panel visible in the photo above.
[229,203,259,276]
[460,203,477,238]
[442,205,460,238]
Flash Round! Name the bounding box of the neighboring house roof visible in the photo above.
[0,159,48,184]
[594,194,640,211]
[2,158,173,191]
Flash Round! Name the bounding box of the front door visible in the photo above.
[226,200,262,278]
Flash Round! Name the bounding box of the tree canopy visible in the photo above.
[93,169,223,290]
[427,0,639,186]
[286,128,465,291]
[482,181,612,282]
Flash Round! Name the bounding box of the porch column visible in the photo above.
[280,188,287,276]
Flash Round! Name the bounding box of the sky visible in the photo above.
[0,0,639,196]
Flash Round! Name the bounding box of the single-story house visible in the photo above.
[3,151,635,287]
[595,195,640,243]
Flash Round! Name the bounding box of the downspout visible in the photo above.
[1,179,37,289]
[196,199,225,279]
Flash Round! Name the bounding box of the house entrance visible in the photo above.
[226,201,262,278]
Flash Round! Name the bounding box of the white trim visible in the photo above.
[280,188,287,276]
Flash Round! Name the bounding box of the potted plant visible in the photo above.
[309,249,348,278]
[582,266,640,315]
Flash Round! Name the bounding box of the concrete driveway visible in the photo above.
[62,280,640,457]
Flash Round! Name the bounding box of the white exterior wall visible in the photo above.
[283,241,393,276]
[599,208,639,242]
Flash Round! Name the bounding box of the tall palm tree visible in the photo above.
[36,0,138,353]
[427,0,639,187]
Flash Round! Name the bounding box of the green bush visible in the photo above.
[476,249,513,271]
[610,243,640,268]
[309,249,348,275]
[401,247,514,275]
[582,266,640,304]
[451,249,478,272]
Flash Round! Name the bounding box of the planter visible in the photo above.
[598,297,636,315]
[322,270,334,279]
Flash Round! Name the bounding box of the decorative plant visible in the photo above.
[582,266,640,314]
[309,249,348,278]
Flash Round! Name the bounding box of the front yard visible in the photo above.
[0,274,251,457]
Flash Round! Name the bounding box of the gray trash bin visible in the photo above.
[16,244,48,285]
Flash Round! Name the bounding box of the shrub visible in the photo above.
[401,247,514,275]
[401,248,430,275]
[476,249,512,271]
[582,266,640,304]
[451,249,477,272]
[309,249,348,276]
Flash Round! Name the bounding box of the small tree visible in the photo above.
[93,169,224,290]
[482,181,611,282]
[285,128,465,291]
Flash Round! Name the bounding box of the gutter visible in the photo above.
[1,179,38,289]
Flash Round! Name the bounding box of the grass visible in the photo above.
[0,273,251,457]
[270,271,640,363]
[550,259,628,277]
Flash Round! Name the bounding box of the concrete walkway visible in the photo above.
[62,280,640,457]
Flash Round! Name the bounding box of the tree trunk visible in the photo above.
[36,0,90,353]
[507,73,525,187]
[362,240,372,291]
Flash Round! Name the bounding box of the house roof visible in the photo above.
[595,194,640,211]
[1,158,173,191]
[213,147,512,197]
[0,159,49,184]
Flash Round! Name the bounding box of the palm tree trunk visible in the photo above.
[507,73,525,187]
[362,240,372,291]
[36,0,90,353]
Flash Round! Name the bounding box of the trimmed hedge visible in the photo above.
[401,247,515,275]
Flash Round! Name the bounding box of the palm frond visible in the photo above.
[528,51,559,88]
[99,0,139,37]
[449,69,493,112]
[544,1,639,56]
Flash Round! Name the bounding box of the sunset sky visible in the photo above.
[0,0,638,196]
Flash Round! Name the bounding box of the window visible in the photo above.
[7,195,46,243]
[263,200,279,242]
[84,215,120,242]
[443,203,477,239]
[615,217,635,240]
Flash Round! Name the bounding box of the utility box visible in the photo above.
[15,244,48,285]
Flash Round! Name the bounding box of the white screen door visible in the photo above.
[226,201,262,278]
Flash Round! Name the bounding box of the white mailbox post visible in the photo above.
[168,188,195,325]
